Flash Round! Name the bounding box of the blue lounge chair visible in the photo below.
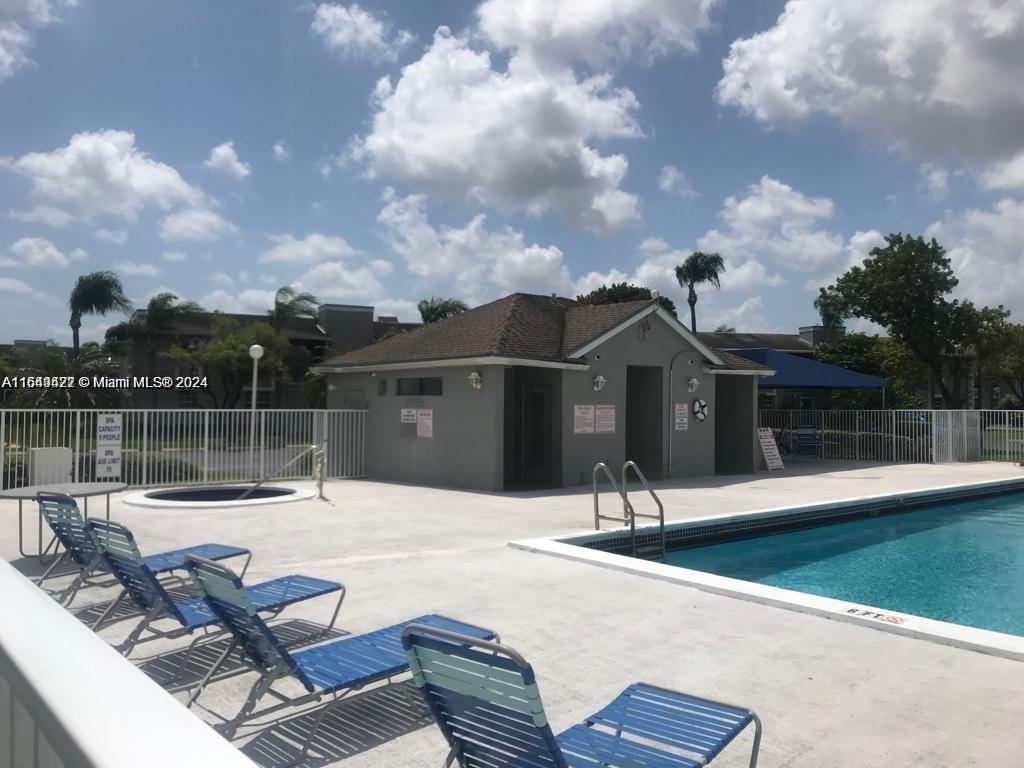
[403,623,763,768]
[184,555,498,755]
[87,519,343,658]
[796,426,821,458]
[34,492,251,606]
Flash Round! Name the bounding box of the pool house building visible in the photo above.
[314,293,773,491]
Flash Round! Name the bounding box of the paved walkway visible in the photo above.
[3,461,1023,767]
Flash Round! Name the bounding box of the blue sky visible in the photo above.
[1,1,1023,344]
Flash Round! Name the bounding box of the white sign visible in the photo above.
[573,405,595,434]
[96,413,123,478]
[674,403,689,431]
[416,408,433,438]
[595,405,616,434]
[758,427,785,471]
[401,408,417,424]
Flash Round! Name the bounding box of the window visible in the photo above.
[396,377,443,396]
[377,377,388,396]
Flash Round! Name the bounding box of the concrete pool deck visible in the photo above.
[4,461,1024,767]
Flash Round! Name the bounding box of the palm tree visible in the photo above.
[418,297,468,324]
[8,344,123,408]
[268,286,319,330]
[69,271,132,356]
[674,252,725,333]
[106,292,203,371]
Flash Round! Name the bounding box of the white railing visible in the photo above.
[0,409,367,490]
[760,409,1024,464]
[0,558,257,768]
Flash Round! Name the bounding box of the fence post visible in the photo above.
[141,410,149,487]
[203,410,210,483]
[259,411,266,479]
[891,410,896,462]
[73,410,81,483]
[0,409,5,490]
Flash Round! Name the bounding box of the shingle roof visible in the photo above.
[315,293,767,372]
[715,350,774,371]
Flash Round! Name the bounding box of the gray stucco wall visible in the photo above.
[559,313,718,485]
[327,364,506,491]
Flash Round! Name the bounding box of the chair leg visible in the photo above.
[34,551,69,590]
[748,712,763,768]
[115,604,163,655]
[184,638,238,708]
[215,666,286,739]
[91,589,127,631]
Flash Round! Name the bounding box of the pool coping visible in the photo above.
[510,475,1024,662]
[123,486,316,509]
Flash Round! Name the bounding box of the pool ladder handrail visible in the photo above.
[593,461,666,559]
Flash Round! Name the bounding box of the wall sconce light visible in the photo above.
[468,371,483,390]
[593,375,607,392]
[687,377,700,393]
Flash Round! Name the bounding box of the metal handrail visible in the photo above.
[238,443,323,501]
[593,462,634,525]
[622,461,666,560]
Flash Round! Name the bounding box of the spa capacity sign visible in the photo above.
[573,405,595,434]
[416,408,433,438]
[95,413,123,479]
[674,403,689,431]
[594,405,616,434]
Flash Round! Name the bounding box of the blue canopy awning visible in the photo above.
[730,348,884,390]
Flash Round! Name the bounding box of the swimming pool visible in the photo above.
[661,493,1024,636]
[512,477,1024,659]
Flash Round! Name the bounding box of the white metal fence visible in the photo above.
[0,408,366,490]
[760,409,1024,464]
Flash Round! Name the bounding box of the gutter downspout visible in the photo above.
[667,349,689,479]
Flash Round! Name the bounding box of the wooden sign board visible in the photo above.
[758,427,785,471]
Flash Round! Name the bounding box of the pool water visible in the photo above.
[661,492,1024,636]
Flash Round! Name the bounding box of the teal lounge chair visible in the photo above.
[34,492,250,606]
[87,519,343,658]
[184,555,498,757]
[403,623,763,768]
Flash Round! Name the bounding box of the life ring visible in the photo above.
[693,399,709,421]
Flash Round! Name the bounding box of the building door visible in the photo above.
[520,380,554,485]
[625,365,664,479]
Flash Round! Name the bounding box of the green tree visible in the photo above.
[816,234,1008,408]
[983,323,1024,403]
[713,324,736,333]
[5,344,123,408]
[68,271,133,356]
[268,287,319,330]
[164,317,289,408]
[675,251,725,333]
[575,282,677,316]
[418,297,468,324]
[816,333,926,408]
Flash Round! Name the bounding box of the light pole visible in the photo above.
[248,344,264,479]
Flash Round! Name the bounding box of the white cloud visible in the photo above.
[115,261,160,277]
[806,229,886,291]
[310,3,414,63]
[377,189,573,303]
[209,271,234,287]
[259,232,358,264]
[702,296,772,332]
[926,198,1024,314]
[159,208,237,241]
[203,141,251,180]
[295,262,385,301]
[698,176,844,272]
[657,165,698,199]
[2,130,202,223]
[94,228,127,245]
[161,250,187,262]
[8,205,73,227]
[918,164,950,200]
[981,152,1024,191]
[717,1,1024,172]
[477,0,718,68]
[258,273,276,284]
[0,1,76,83]
[69,247,87,261]
[354,28,642,232]
[272,141,289,162]
[197,288,277,315]
[372,298,419,322]
[5,236,77,267]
